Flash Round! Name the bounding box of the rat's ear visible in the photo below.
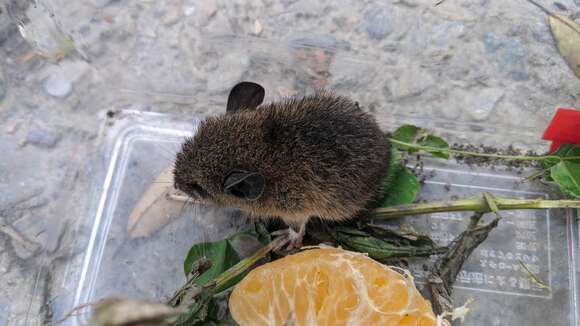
[226,82,265,114]
[223,169,265,201]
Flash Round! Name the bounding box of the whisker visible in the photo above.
[178,196,192,220]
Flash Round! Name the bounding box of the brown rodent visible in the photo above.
[173,82,390,236]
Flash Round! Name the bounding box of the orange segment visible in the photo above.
[229,247,436,326]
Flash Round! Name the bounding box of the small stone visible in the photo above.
[78,25,91,36]
[4,120,20,134]
[86,41,108,59]
[44,72,72,98]
[501,41,529,81]
[329,53,376,90]
[363,5,393,40]
[183,4,195,16]
[432,2,476,21]
[25,129,62,148]
[253,20,263,36]
[391,64,435,99]
[206,5,218,18]
[161,6,182,26]
[482,33,529,81]
[483,32,504,53]
[430,21,465,47]
[468,88,504,121]
[530,20,554,45]
[88,0,115,8]
[205,11,232,34]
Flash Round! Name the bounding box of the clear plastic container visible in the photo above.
[48,110,248,325]
[32,37,579,326]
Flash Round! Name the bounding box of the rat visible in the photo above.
[173,81,391,247]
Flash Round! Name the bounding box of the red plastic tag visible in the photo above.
[542,108,580,152]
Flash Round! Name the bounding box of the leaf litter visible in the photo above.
[525,0,580,79]
[127,165,187,238]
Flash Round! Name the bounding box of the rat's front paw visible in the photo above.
[272,222,306,253]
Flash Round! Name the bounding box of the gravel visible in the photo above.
[1,0,580,324]
[25,129,62,148]
[44,72,72,98]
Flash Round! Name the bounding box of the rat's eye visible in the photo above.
[180,181,209,199]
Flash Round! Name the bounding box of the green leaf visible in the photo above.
[382,148,404,193]
[547,145,580,198]
[550,145,580,198]
[542,144,576,169]
[392,124,419,143]
[363,224,440,248]
[418,135,450,159]
[391,124,449,159]
[183,239,240,292]
[381,167,420,207]
[331,226,446,261]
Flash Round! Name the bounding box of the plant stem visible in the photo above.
[213,236,289,289]
[170,236,288,313]
[389,138,580,162]
[371,195,580,219]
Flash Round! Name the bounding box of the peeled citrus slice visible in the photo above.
[229,247,436,326]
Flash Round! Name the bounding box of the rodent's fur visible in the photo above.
[174,84,390,227]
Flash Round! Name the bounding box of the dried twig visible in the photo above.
[0,224,41,255]
[427,211,499,319]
